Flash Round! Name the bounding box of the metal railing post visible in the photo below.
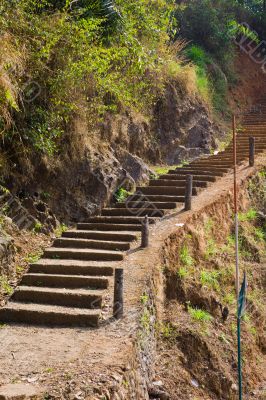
[184,175,193,211]
[113,268,124,319]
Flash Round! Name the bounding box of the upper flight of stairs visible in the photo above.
[0,104,266,328]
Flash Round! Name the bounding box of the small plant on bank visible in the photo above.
[204,238,217,260]
[33,221,43,233]
[115,188,131,203]
[177,266,189,279]
[0,276,13,295]
[254,227,265,242]
[223,292,235,306]
[179,245,194,267]
[238,208,257,222]
[140,293,149,305]
[200,270,220,291]
[188,305,212,323]
[25,251,43,264]
[160,322,175,339]
[54,223,68,238]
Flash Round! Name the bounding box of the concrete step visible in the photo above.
[116,201,177,210]
[63,230,137,242]
[227,144,266,149]
[136,186,197,196]
[77,223,143,231]
[53,237,130,251]
[86,216,157,225]
[0,302,100,327]
[161,174,217,182]
[176,166,230,173]
[101,208,164,217]
[29,259,114,276]
[175,168,229,175]
[21,273,109,289]
[149,179,208,188]
[127,194,185,203]
[12,286,104,308]
[44,247,124,261]
[170,169,224,177]
[190,162,233,168]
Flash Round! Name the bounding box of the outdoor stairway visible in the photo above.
[0,103,266,328]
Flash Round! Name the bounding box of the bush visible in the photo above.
[174,0,235,63]
[0,0,184,158]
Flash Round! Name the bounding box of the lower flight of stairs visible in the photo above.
[0,105,266,328]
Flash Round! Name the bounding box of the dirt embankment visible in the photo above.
[154,168,266,400]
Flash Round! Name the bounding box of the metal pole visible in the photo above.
[233,114,243,400]
[185,175,193,211]
[249,137,255,167]
[237,316,243,400]
[141,215,149,248]
[233,115,240,297]
[113,268,123,319]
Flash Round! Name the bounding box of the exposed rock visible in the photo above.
[0,234,15,277]
[0,383,42,399]
[2,80,224,222]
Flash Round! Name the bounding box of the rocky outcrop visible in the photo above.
[2,80,224,223]
[0,230,15,278]
[154,82,220,164]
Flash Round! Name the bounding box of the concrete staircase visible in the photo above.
[0,104,266,328]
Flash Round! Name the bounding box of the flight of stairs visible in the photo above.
[0,104,266,328]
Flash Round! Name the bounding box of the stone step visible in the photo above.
[149,179,208,188]
[29,259,114,276]
[44,247,124,261]
[170,169,224,177]
[21,273,109,289]
[63,230,137,242]
[53,237,130,251]
[0,302,100,327]
[227,144,266,149]
[127,194,185,203]
[12,286,104,308]
[77,223,143,231]
[101,208,164,217]
[190,162,233,168]
[136,186,197,196]
[115,201,177,210]
[177,166,230,172]
[161,174,217,182]
[85,216,157,225]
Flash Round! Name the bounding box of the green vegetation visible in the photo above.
[188,305,212,323]
[33,221,43,233]
[140,292,149,305]
[0,276,13,295]
[179,245,195,267]
[115,187,131,203]
[54,223,68,238]
[152,165,181,176]
[238,208,257,222]
[177,266,189,280]
[25,251,43,264]
[173,0,266,115]
[200,270,220,291]
[0,0,186,162]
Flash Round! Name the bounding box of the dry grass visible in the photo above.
[0,33,26,133]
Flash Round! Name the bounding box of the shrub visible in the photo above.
[0,0,183,158]
[174,0,235,62]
